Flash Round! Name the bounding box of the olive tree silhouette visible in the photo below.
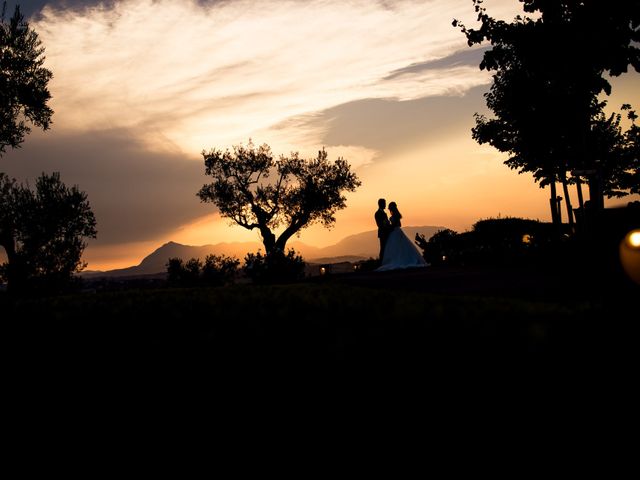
[455,0,639,229]
[0,2,53,157]
[0,172,97,293]
[0,5,97,294]
[197,141,361,257]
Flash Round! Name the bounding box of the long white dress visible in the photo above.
[376,218,427,271]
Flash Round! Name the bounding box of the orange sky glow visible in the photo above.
[3,0,639,270]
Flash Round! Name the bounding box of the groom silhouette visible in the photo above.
[375,198,391,262]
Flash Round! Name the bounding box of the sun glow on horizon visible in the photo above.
[5,0,636,271]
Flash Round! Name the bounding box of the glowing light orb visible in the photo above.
[620,229,640,285]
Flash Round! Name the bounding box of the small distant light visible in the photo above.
[629,230,640,248]
[320,267,326,275]
[442,255,447,262]
[522,234,532,244]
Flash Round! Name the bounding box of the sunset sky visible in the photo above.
[3,0,639,270]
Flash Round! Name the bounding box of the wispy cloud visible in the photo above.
[35,0,518,154]
[6,0,535,269]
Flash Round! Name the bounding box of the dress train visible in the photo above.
[376,227,427,271]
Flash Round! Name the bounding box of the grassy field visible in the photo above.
[4,270,636,396]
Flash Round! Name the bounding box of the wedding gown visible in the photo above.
[376,218,427,271]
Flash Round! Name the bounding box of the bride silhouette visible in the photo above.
[376,201,427,271]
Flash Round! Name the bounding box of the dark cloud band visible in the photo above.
[2,128,209,245]
[9,0,226,19]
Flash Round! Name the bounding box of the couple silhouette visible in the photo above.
[375,198,427,271]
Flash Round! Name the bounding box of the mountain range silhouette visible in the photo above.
[81,226,443,278]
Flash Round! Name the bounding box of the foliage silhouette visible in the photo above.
[166,254,240,287]
[197,140,361,256]
[415,217,565,267]
[0,172,97,293]
[243,248,305,284]
[415,228,461,266]
[589,105,640,198]
[454,0,640,226]
[0,2,53,156]
[353,257,379,272]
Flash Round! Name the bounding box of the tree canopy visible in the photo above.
[197,141,361,256]
[0,172,97,292]
[455,0,640,219]
[0,2,53,156]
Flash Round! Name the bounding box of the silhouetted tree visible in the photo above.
[243,248,305,284]
[166,254,240,286]
[589,104,640,198]
[166,257,185,284]
[201,254,240,285]
[197,140,361,256]
[415,218,561,266]
[415,229,459,266]
[0,172,97,292]
[455,0,640,228]
[0,2,53,157]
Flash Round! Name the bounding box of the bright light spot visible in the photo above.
[522,234,532,244]
[620,229,640,285]
[320,267,327,275]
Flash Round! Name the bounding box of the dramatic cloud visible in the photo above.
[9,0,595,270]
[2,129,205,244]
[32,0,520,154]
[289,84,489,157]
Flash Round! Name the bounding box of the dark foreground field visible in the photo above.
[4,262,637,401]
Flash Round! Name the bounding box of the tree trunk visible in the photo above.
[574,177,585,234]
[0,231,20,293]
[548,181,562,240]
[258,225,276,255]
[274,219,306,253]
[561,172,574,229]
[587,171,604,211]
[549,181,559,225]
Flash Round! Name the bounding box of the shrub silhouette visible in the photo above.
[166,254,239,287]
[243,249,305,284]
[416,228,462,266]
[415,217,566,267]
[0,172,97,294]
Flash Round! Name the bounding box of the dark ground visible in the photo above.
[318,264,590,298]
[311,258,638,302]
[3,260,638,438]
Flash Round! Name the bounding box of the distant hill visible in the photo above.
[75,226,445,278]
[307,226,443,260]
[81,241,263,278]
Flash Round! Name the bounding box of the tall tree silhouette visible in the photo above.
[0,2,53,157]
[455,0,640,227]
[0,172,97,293]
[589,104,640,199]
[197,141,361,256]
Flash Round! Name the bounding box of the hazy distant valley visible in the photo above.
[80,226,443,278]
